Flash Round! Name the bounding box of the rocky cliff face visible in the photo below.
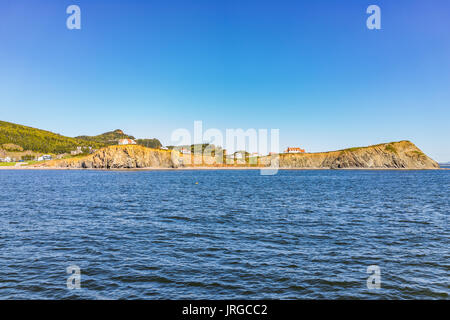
[39,140,439,169]
[266,141,439,169]
[42,145,181,169]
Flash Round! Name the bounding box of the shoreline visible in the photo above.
[0,166,447,171]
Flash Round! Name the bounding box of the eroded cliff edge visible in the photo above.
[261,140,439,169]
[38,140,439,169]
[41,145,180,169]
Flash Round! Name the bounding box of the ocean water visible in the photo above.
[0,169,448,299]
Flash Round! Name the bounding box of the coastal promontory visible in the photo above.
[36,140,439,170]
[263,140,439,169]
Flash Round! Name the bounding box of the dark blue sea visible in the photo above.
[0,169,448,299]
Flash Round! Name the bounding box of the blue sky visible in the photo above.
[0,0,449,161]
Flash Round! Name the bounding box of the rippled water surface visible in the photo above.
[0,169,448,299]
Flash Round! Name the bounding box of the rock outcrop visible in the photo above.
[37,140,439,169]
[261,140,439,169]
[40,145,181,169]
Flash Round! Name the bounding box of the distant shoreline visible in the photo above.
[0,166,447,171]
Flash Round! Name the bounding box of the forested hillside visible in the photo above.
[136,138,162,149]
[77,129,162,149]
[0,121,104,154]
[0,121,164,154]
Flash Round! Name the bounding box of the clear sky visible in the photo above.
[0,0,449,161]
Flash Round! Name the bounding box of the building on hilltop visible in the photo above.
[71,146,83,155]
[180,147,191,154]
[37,155,52,161]
[118,139,137,145]
[284,147,306,153]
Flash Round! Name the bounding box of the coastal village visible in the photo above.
[0,120,314,167]
[1,121,440,169]
[0,127,307,166]
[0,120,310,166]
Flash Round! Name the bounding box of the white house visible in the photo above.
[37,155,51,161]
[118,139,137,145]
[180,147,191,155]
[284,147,305,154]
[71,146,83,155]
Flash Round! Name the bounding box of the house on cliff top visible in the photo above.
[285,147,306,153]
[118,139,137,145]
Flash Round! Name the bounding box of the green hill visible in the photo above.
[76,129,135,145]
[0,120,104,154]
[77,129,162,149]
[135,138,162,149]
[0,121,164,154]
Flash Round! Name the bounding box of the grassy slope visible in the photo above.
[278,140,417,158]
[0,162,16,166]
[291,140,411,155]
